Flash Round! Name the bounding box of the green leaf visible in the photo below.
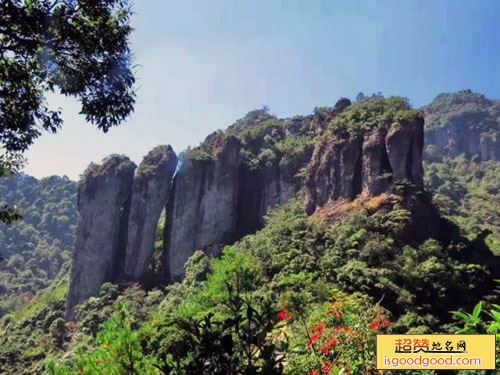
[472,302,482,320]
[490,310,500,322]
[452,311,470,322]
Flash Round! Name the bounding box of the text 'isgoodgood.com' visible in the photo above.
[383,354,481,368]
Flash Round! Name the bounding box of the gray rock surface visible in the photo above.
[124,145,177,280]
[362,127,392,195]
[306,115,425,214]
[480,131,500,160]
[164,135,241,283]
[237,154,308,234]
[424,126,496,160]
[65,98,431,313]
[305,137,362,213]
[386,116,424,188]
[66,155,136,320]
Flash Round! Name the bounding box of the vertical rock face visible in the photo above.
[362,127,392,195]
[339,137,363,199]
[66,98,430,315]
[66,155,136,320]
[426,127,500,162]
[305,141,339,213]
[480,131,500,161]
[305,138,363,213]
[385,116,424,188]
[306,116,425,214]
[123,146,177,280]
[164,136,241,283]
[422,90,500,162]
[237,155,309,234]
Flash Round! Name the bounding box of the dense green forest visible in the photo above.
[0,175,76,316]
[425,157,500,255]
[0,92,499,374]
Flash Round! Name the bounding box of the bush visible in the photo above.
[329,97,420,137]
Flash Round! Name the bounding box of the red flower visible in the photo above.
[321,361,332,373]
[325,337,338,349]
[288,312,293,321]
[369,312,389,331]
[318,321,326,335]
[310,370,319,375]
[277,309,286,320]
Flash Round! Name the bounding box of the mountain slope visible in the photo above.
[0,175,76,315]
[0,92,499,374]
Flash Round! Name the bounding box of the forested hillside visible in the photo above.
[425,157,500,254]
[423,90,500,161]
[423,90,500,256]
[0,175,76,315]
[0,92,499,375]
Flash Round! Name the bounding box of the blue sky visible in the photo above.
[25,0,500,179]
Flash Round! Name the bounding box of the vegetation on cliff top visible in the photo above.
[185,109,314,175]
[328,97,422,137]
[423,90,500,132]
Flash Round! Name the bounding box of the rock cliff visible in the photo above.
[305,99,424,214]
[66,96,434,318]
[385,117,424,187]
[423,90,500,161]
[124,146,177,280]
[66,155,136,320]
[164,135,240,282]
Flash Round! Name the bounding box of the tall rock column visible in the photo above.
[362,127,392,195]
[386,116,424,188]
[305,114,425,214]
[123,145,177,280]
[305,137,362,214]
[66,155,136,320]
[164,135,241,283]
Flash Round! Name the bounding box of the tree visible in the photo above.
[46,303,160,375]
[356,92,365,102]
[0,0,136,222]
[0,0,136,162]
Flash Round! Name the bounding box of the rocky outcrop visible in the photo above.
[422,90,500,161]
[424,126,500,161]
[306,116,424,214]
[66,97,431,317]
[237,151,311,234]
[362,127,392,195]
[385,117,424,188]
[66,155,136,320]
[123,146,177,280]
[305,137,362,214]
[164,135,241,283]
[480,131,500,161]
